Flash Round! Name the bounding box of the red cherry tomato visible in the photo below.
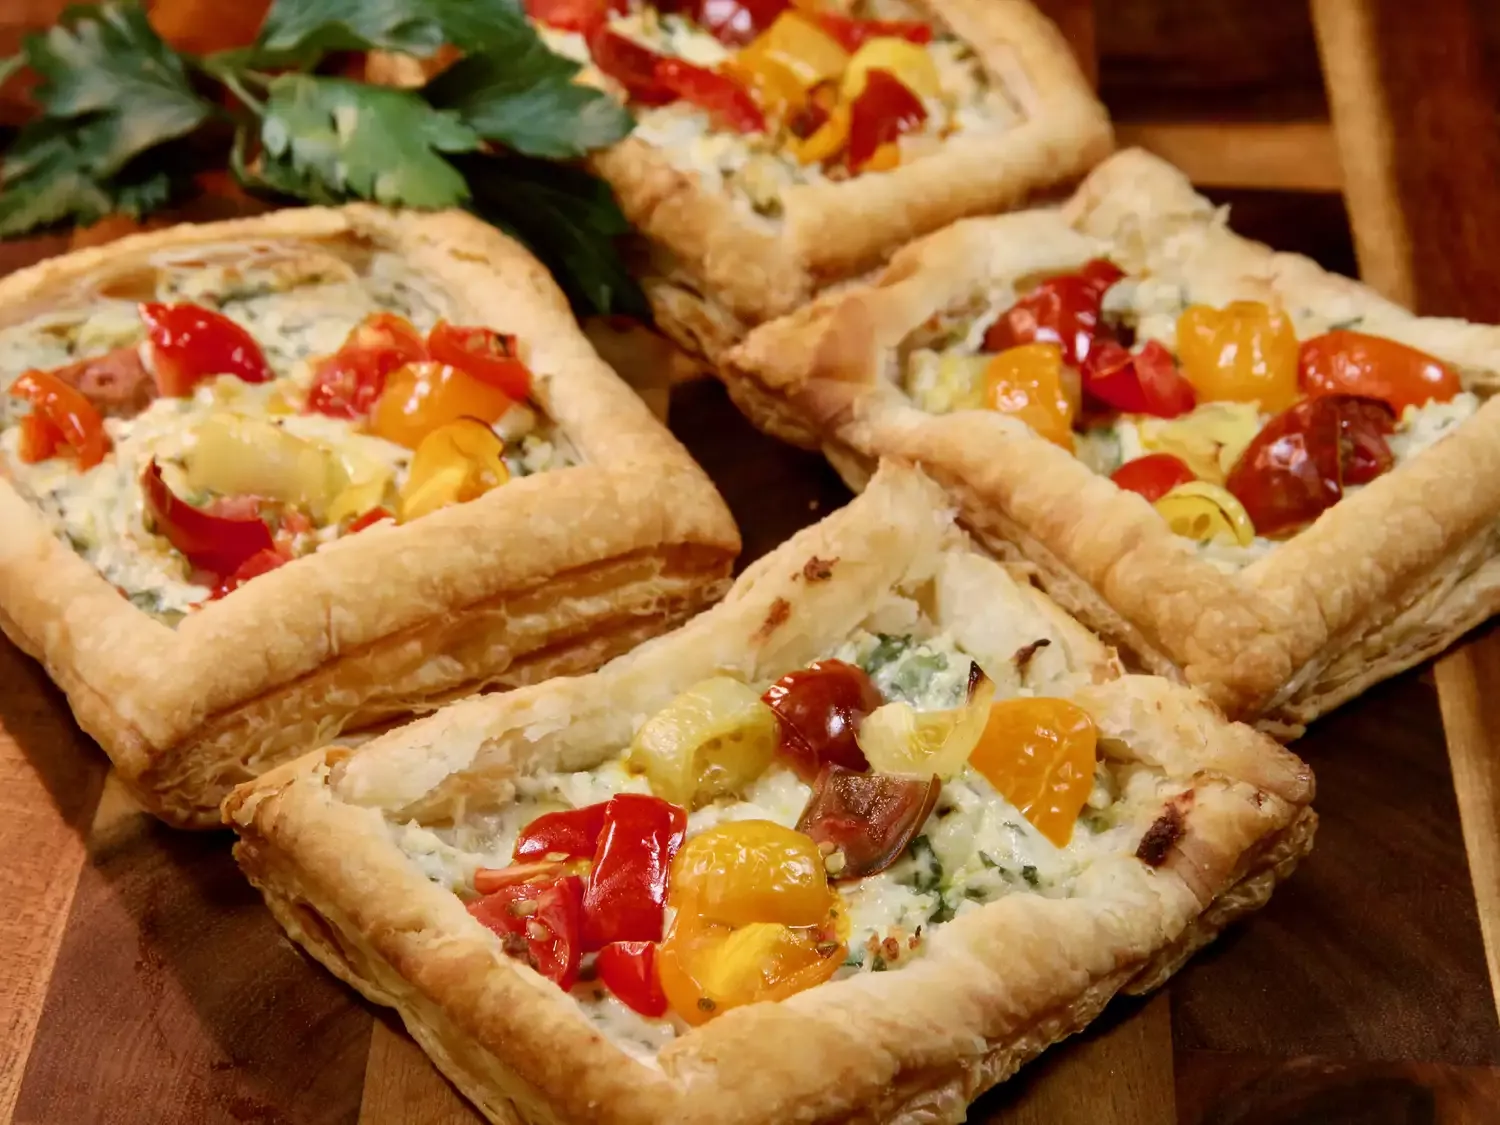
[596,941,668,1017]
[8,369,110,469]
[794,766,940,878]
[469,874,585,990]
[688,0,790,46]
[513,803,609,861]
[588,28,678,104]
[984,260,1124,368]
[1225,394,1396,536]
[524,0,625,31]
[580,794,688,951]
[761,659,883,779]
[1299,330,1462,416]
[846,68,926,173]
[346,507,394,533]
[427,321,532,400]
[17,412,61,463]
[1110,453,1197,502]
[346,312,427,360]
[138,302,271,395]
[656,58,767,133]
[1083,339,1197,419]
[813,12,933,52]
[210,546,292,600]
[307,313,429,418]
[141,460,276,578]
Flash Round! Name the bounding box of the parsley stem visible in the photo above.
[217,69,265,115]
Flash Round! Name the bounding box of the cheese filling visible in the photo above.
[0,251,574,622]
[389,609,1166,1063]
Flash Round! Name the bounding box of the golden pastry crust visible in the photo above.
[226,461,1314,1125]
[722,148,1500,728]
[0,205,739,828]
[606,0,1112,349]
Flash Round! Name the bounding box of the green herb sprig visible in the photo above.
[0,0,643,315]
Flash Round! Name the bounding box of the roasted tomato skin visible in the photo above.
[140,460,276,578]
[794,765,939,878]
[524,0,626,32]
[1110,452,1197,502]
[8,369,110,468]
[579,794,688,951]
[814,12,932,51]
[1298,330,1462,415]
[983,260,1123,367]
[468,874,585,990]
[845,68,926,172]
[139,302,272,394]
[1225,394,1395,536]
[1082,340,1197,419]
[595,941,668,1017]
[761,659,883,778]
[512,803,609,861]
[689,0,791,46]
[427,321,532,399]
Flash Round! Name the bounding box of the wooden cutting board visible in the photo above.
[1,365,1498,1124]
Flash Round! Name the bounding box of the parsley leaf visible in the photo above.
[246,75,480,208]
[461,154,646,318]
[425,47,633,160]
[255,0,535,60]
[21,3,211,175]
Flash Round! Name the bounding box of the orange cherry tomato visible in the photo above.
[1110,452,1196,502]
[969,698,1098,847]
[1298,330,1461,415]
[657,916,843,1026]
[8,369,110,469]
[984,343,1075,449]
[368,361,514,449]
[668,820,834,929]
[426,321,532,400]
[1175,301,1300,412]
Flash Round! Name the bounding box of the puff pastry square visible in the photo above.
[722,148,1500,731]
[227,462,1314,1124]
[568,0,1112,364]
[0,206,738,828]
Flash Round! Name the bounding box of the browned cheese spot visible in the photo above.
[801,556,837,581]
[1135,803,1186,866]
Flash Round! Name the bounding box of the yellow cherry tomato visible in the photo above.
[1153,481,1256,546]
[369,361,514,450]
[984,343,1075,450]
[657,917,844,1026]
[969,698,1098,847]
[788,100,851,165]
[739,11,849,92]
[724,54,807,116]
[840,37,941,101]
[398,418,509,522]
[627,677,778,809]
[1175,301,1301,412]
[669,820,835,929]
[861,141,902,172]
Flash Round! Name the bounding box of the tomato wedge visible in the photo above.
[794,765,940,879]
[1083,340,1197,418]
[984,260,1124,368]
[657,58,766,133]
[845,68,925,172]
[1225,394,1396,536]
[8,369,110,469]
[596,941,668,1017]
[690,0,791,46]
[762,659,883,779]
[427,321,533,400]
[1111,453,1197,502]
[47,345,155,416]
[210,546,291,600]
[513,803,610,861]
[814,12,933,52]
[139,302,271,395]
[141,460,275,578]
[524,0,625,31]
[346,507,394,533]
[17,412,62,463]
[589,28,678,104]
[580,794,688,951]
[469,874,585,990]
[1299,330,1462,416]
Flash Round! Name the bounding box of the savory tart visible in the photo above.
[0,206,738,827]
[227,462,1314,1124]
[722,148,1500,731]
[541,0,1110,362]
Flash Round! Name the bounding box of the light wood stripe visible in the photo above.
[1115,121,1343,193]
[360,1020,481,1125]
[1434,641,1500,1021]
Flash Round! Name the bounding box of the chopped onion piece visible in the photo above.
[855,663,996,779]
